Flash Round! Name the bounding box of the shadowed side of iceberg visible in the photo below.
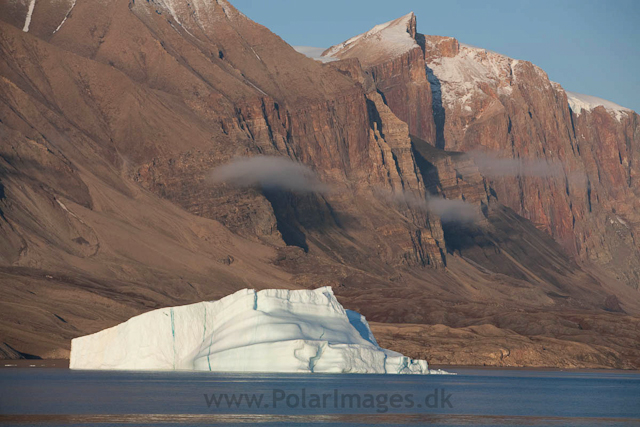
[70,287,430,374]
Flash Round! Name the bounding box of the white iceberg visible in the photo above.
[70,287,431,374]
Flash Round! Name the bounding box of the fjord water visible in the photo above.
[0,368,638,426]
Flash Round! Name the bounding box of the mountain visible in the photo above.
[326,25,640,290]
[324,13,436,144]
[0,1,638,369]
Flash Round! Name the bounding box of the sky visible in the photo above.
[232,0,640,113]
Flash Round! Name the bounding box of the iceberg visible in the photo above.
[70,287,431,374]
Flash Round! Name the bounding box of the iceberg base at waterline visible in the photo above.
[70,287,435,374]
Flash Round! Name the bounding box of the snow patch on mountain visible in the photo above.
[70,287,433,374]
[22,0,36,32]
[142,0,241,36]
[293,46,338,63]
[427,39,632,122]
[216,0,232,19]
[426,41,526,109]
[566,91,631,121]
[53,0,76,34]
[323,12,418,63]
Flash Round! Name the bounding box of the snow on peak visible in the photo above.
[426,40,524,109]
[566,91,631,121]
[293,46,339,63]
[69,287,433,374]
[323,12,418,64]
[427,39,632,123]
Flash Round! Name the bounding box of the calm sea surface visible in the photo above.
[0,368,639,426]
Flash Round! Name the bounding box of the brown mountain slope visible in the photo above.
[0,1,639,368]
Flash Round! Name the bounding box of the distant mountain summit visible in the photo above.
[323,12,419,64]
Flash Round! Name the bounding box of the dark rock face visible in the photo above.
[368,33,640,291]
[325,13,436,144]
[411,135,488,206]
[368,47,436,143]
[567,107,640,288]
[0,2,639,368]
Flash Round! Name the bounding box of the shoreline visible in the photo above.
[429,364,640,374]
[2,359,639,373]
[1,359,69,368]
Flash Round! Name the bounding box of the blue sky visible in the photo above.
[232,0,640,113]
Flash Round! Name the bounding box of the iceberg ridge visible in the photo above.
[70,287,431,374]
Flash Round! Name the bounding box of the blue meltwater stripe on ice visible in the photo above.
[170,308,176,369]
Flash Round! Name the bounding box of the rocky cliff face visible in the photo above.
[566,94,640,286]
[421,36,640,289]
[328,21,640,290]
[325,13,436,143]
[0,1,639,368]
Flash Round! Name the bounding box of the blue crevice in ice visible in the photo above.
[199,306,208,363]
[202,305,214,371]
[201,306,207,345]
[170,308,176,369]
[308,343,325,373]
[396,357,409,374]
[207,325,214,372]
[249,291,259,346]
